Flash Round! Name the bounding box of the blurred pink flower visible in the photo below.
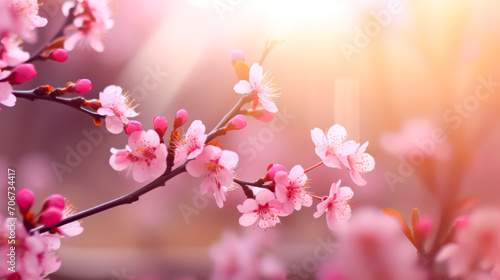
[233,63,279,113]
[97,85,139,134]
[0,35,29,67]
[109,130,168,182]
[62,0,114,52]
[380,117,450,160]
[186,145,238,208]
[0,70,15,108]
[274,165,312,215]
[9,0,47,42]
[339,142,375,186]
[311,124,358,169]
[318,208,426,280]
[313,180,353,230]
[237,189,286,229]
[0,215,61,279]
[173,120,207,168]
[438,208,500,279]
[210,230,285,280]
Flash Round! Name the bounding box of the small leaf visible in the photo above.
[382,208,417,248]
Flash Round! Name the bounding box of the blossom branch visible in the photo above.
[13,89,102,122]
[206,94,251,143]
[30,165,187,235]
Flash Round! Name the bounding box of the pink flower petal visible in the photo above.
[233,80,252,94]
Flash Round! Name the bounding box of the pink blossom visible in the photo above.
[339,142,375,186]
[9,0,48,42]
[210,230,285,280]
[75,78,92,93]
[0,70,16,108]
[109,130,168,182]
[12,63,36,83]
[438,208,500,279]
[318,208,426,280]
[62,0,114,52]
[186,145,238,208]
[266,164,285,181]
[173,120,207,168]
[50,49,68,63]
[173,109,188,129]
[311,124,358,168]
[0,215,61,279]
[56,204,84,237]
[313,180,353,230]
[274,165,312,215]
[233,63,279,113]
[237,189,286,229]
[0,35,30,68]
[97,85,139,134]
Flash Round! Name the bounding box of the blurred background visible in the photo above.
[2,0,500,279]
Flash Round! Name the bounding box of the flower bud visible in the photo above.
[75,79,92,94]
[231,49,245,67]
[267,164,286,181]
[16,188,34,215]
[50,49,68,63]
[42,194,65,212]
[125,121,143,135]
[173,109,188,129]
[153,116,168,140]
[12,63,37,83]
[225,115,247,131]
[38,207,63,227]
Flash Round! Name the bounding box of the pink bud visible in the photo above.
[231,49,245,67]
[75,79,92,94]
[417,216,433,237]
[16,188,34,215]
[267,164,286,181]
[38,207,63,227]
[174,109,188,129]
[454,215,469,230]
[153,116,168,136]
[42,194,65,212]
[51,49,68,63]
[226,115,247,131]
[125,121,143,135]
[258,109,275,123]
[13,64,37,83]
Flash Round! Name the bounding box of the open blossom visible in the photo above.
[339,142,375,186]
[62,0,114,52]
[186,145,238,208]
[97,85,139,134]
[8,0,48,42]
[0,216,61,279]
[56,204,84,237]
[311,124,358,169]
[438,208,500,279]
[317,208,426,280]
[109,130,168,183]
[274,165,312,215]
[313,180,353,230]
[0,35,29,68]
[233,63,279,113]
[173,120,207,168]
[237,189,286,229]
[0,70,16,108]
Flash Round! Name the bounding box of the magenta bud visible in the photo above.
[51,49,68,63]
[16,188,34,215]
[226,115,247,131]
[125,121,143,135]
[267,164,286,181]
[13,64,37,83]
[174,109,188,129]
[75,79,92,94]
[417,216,433,237]
[231,49,245,67]
[42,194,65,211]
[39,207,63,227]
[153,116,168,136]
